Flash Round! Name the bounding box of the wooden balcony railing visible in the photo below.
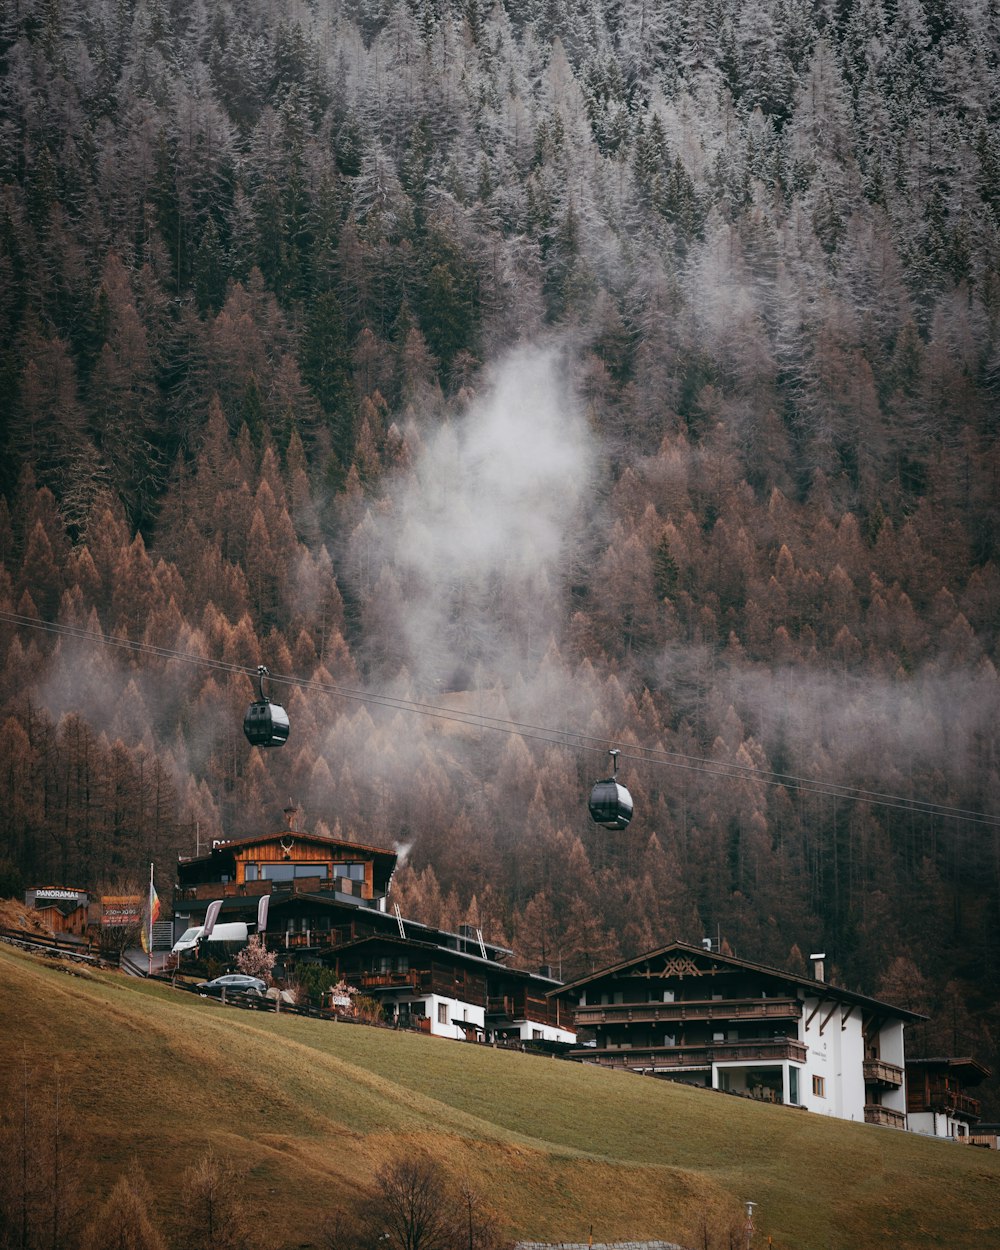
[488,996,522,1017]
[571,1037,808,1069]
[864,1104,906,1129]
[863,1059,904,1088]
[573,998,802,1028]
[358,970,429,992]
[910,1088,982,1118]
[176,879,379,903]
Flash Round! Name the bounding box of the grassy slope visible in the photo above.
[2,945,998,1250]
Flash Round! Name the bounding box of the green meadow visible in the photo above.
[1,944,997,1250]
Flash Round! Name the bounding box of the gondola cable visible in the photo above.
[0,608,997,831]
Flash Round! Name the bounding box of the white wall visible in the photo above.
[879,1020,905,1067]
[425,994,485,1040]
[798,995,866,1121]
[838,1010,867,1119]
[909,1110,958,1138]
[880,1022,908,1117]
[512,1020,576,1043]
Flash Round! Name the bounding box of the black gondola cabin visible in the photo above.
[243,666,290,748]
[589,749,633,830]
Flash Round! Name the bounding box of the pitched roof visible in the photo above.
[907,1056,991,1082]
[549,939,926,1021]
[178,828,397,866]
[330,933,561,985]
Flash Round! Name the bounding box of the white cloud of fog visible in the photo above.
[719,663,998,791]
[351,344,597,699]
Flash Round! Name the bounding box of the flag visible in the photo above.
[203,898,223,937]
[141,872,161,954]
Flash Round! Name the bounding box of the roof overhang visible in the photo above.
[548,940,925,1022]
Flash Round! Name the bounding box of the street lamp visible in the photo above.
[744,1201,758,1250]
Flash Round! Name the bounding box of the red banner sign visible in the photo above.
[101,895,142,926]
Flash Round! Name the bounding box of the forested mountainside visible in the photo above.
[1,0,999,1104]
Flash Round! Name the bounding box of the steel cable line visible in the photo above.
[2,608,998,829]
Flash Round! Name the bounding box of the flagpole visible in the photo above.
[148,862,154,976]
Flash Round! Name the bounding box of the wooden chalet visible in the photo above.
[550,941,923,1127]
[172,810,575,1046]
[175,819,396,907]
[906,1057,991,1139]
[326,929,573,1043]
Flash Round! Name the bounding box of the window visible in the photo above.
[789,1067,800,1105]
[812,1075,826,1098]
[262,864,294,881]
[438,1003,449,1025]
[294,864,328,879]
[532,1029,542,1040]
[335,862,366,881]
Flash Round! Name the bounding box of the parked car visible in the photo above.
[195,974,266,997]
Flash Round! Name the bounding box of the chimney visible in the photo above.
[810,952,826,982]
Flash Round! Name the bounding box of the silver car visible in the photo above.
[195,974,266,997]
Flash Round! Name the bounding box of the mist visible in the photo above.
[347,344,598,705]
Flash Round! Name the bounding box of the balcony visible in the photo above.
[574,998,802,1028]
[865,1104,906,1129]
[570,1037,808,1070]
[910,1087,982,1119]
[863,1059,904,1088]
[488,995,525,1019]
[176,879,378,904]
[358,970,428,993]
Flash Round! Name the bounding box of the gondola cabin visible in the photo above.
[243,665,290,748]
[244,699,290,747]
[588,748,633,830]
[588,777,633,829]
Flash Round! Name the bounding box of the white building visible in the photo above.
[552,941,921,1129]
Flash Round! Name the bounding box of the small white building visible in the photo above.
[552,941,922,1129]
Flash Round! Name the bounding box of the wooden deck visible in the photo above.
[574,997,802,1027]
[571,1037,808,1069]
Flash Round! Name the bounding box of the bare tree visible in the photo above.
[179,1150,269,1250]
[373,1155,455,1250]
[0,1057,86,1250]
[77,1175,166,1250]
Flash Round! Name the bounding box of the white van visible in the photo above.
[171,921,249,954]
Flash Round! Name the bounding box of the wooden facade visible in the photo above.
[327,933,569,1040]
[906,1057,990,1130]
[176,827,396,903]
[171,819,574,1045]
